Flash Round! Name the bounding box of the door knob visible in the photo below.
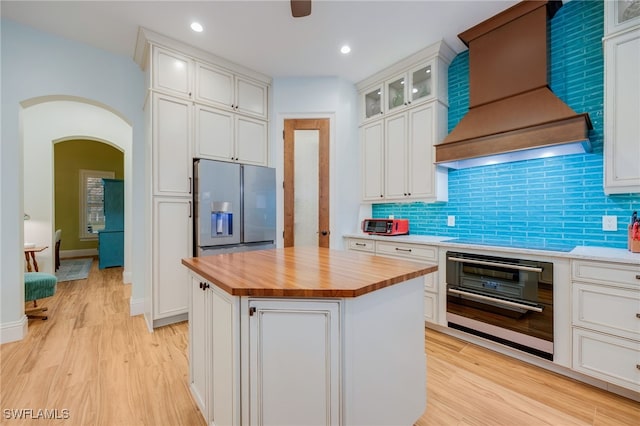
[321,230,328,236]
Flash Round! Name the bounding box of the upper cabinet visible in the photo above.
[603,6,640,194]
[357,41,455,203]
[196,62,268,119]
[605,0,640,37]
[153,48,193,98]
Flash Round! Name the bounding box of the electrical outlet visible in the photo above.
[447,216,455,227]
[388,215,394,219]
[602,215,617,231]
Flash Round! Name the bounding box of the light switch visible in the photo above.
[447,216,455,227]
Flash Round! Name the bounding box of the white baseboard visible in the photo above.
[0,315,28,344]
[130,297,145,317]
[122,270,132,284]
[60,249,98,259]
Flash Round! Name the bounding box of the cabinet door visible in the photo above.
[385,112,408,200]
[195,62,234,110]
[195,104,235,161]
[153,198,191,319]
[361,120,384,201]
[385,72,408,114]
[409,61,434,105]
[153,94,192,196]
[361,84,384,122]
[153,47,192,98]
[236,77,268,119]
[189,275,210,421]
[604,30,640,194]
[235,116,268,166]
[248,299,340,426]
[407,103,436,199]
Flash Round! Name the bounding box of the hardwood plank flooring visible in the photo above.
[1,259,638,425]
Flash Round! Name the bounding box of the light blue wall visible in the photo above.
[272,77,360,248]
[373,0,639,249]
[0,19,145,326]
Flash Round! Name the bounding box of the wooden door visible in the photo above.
[283,119,330,248]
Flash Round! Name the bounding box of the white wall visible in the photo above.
[272,77,360,249]
[0,19,145,342]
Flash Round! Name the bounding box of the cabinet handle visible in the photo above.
[395,247,412,252]
[199,282,203,289]
[188,201,192,218]
[202,282,210,291]
[636,313,640,319]
[408,192,411,196]
[249,306,256,316]
[355,243,366,246]
[189,177,192,194]
[380,111,383,115]
[637,364,640,371]
[380,194,383,198]
[636,275,640,280]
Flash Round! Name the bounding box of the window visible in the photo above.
[79,169,115,240]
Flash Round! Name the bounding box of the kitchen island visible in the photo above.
[182,246,437,426]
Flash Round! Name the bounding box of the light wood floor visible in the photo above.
[1,259,638,425]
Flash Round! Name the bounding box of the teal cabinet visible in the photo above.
[99,179,124,269]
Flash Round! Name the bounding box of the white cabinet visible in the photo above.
[345,237,439,325]
[189,274,240,426]
[195,105,268,166]
[571,259,640,392]
[152,198,191,324]
[604,28,640,194]
[605,0,640,37]
[153,47,193,98]
[152,94,193,196]
[248,299,341,425]
[361,120,385,201]
[189,276,209,420]
[357,40,454,203]
[383,102,448,201]
[385,61,435,115]
[196,62,268,119]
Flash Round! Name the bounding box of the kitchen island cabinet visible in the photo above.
[182,247,436,426]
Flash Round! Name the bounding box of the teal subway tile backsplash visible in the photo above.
[373,0,639,249]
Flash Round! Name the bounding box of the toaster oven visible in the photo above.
[361,219,409,235]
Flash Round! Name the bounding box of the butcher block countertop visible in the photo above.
[182,246,437,298]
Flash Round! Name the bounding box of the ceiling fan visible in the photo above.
[291,0,312,18]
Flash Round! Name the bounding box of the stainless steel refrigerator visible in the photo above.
[194,159,276,256]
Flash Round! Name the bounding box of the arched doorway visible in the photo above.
[21,96,133,306]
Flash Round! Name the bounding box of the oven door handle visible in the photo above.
[447,256,544,273]
[448,288,544,313]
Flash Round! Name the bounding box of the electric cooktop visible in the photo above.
[448,238,575,253]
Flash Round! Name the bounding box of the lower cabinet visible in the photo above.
[188,271,426,425]
[345,237,439,325]
[150,197,191,326]
[571,260,640,392]
[248,299,341,426]
[98,230,124,269]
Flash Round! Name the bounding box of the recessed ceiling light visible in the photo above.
[191,22,203,32]
[340,45,351,54]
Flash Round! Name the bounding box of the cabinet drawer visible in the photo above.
[573,282,640,341]
[375,241,437,262]
[572,328,640,392]
[424,292,438,324]
[572,260,640,290]
[347,238,374,252]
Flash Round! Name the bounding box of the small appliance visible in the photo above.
[361,218,409,235]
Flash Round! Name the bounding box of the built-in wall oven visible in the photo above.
[446,251,554,360]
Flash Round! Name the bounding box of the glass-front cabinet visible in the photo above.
[362,84,383,121]
[384,61,434,115]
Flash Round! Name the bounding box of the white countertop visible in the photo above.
[343,233,640,265]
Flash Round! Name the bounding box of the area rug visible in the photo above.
[55,258,93,282]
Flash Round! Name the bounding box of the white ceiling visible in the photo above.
[1,0,520,83]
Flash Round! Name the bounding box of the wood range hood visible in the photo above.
[435,0,593,169]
